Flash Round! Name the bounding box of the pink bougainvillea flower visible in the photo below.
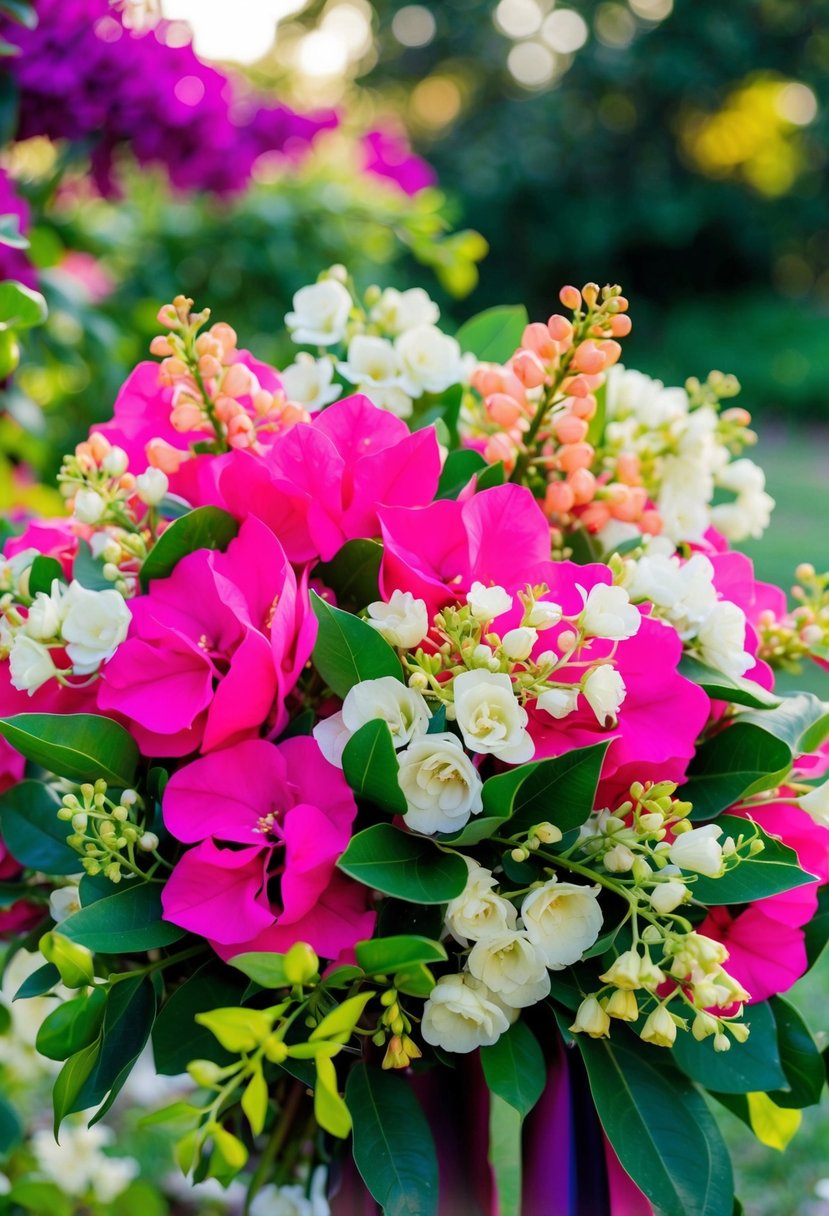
[379,483,552,619]
[98,515,312,755]
[205,394,442,564]
[161,736,374,959]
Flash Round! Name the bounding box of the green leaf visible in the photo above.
[72,539,113,591]
[27,554,64,596]
[315,538,383,608]
[745,1092,801,1150]
[346,1064,438,1216]
[481,741,609,837]
[53,1036,102,1137]
[139,506,239,590]
[14,962,59,999]
[804,883,829,968]
[768,996,826,1109]
[338,823,467,903]
[455,305,529,363]
[36,987,108,1061]
[0,713,140,786]
[59,881,185,953]
[311,991,374,1042]
[480,1020,546,1118]
[196,1006,272,1053]
[152,965,243,1075]
[476,461,506,491]
[689,816,814,904]
[393,963,438,998]
[737,693,829,755]
[671,1001,787,1093]
[6,1182,71,1216]
[228,952,288,988]
[314,1054,351,1139]
[436,449,487,499]
[241,1068,269,1136]
[0,1094,22,1155]
[677,656,780,710]
[578,1029,734,1216]
[355,934,447,975]
[310,591,403,698]
[681,724,791,821]
[0,779,77,874]
[72,976,156,1121]
[342,719,407,815]
[0,280,47,330]
[488,1092,522,1216]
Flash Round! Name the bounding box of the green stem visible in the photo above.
[244,1080,306,1214]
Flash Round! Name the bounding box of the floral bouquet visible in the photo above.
[0,273,827,1216]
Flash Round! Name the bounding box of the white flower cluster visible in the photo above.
[621,548,754,679]
[1,574,130,695]
[421,861,603,1053]
[31,1122,139,1204]
[604,367,774,544]
[282,274,466,419]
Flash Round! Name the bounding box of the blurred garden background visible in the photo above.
[0,0,828,1211]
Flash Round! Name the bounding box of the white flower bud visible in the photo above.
[445,862,517,945]
[74,488,107,525]
[138,832,159,851]
[603,844,635,873]
[101,446,129,477]
[367,589,429,650]
[669,824,724,878]
[467,582,513,622]
[501,626,537,661]
[569,995,610,1039]
[648,879,688,914]
[61,581,131,674]
[582,664,626,726]
[580,583,641,640]
[9,635,57,694]
[527,600,563,629]
[798,781,829,828]
[135,468,169,506]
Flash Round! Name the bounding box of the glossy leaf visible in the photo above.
[346,1064,438,1216]
[36,988,108,1061]
[0,780,76,874]
[480,1020,546,1118]
[75,976,157,1123]
[677,656,780,710]
[0,279,47,329]
[481,741,609,837]
[228,952,288,989]
[738,693,829,755]
[152,965,243,1075]
[768,996,826,1109]
[0,1095,22,1155]
[315,538,383,608]
[195,1007,272,1053]
[488,1092,522,1216]
[0,713,139,786]
[139,506,238,590]
[241,1069,269,1137]
[338,823,467,903]
[53,1036,101,1137]
[310,590,403,698]
[681,724,791,821]
[342,719,407,815]
[455,305,529,363]
[315,1054,351,1139]
[689,816,814,905]
[59,881,185,953]
[671,1001,786,1093]
[72,539,113,591]
[28,554,64,596]
[355,935,447,975]
[436,449,487,499]
[310,991,374,1042]
[14,962,59,1000]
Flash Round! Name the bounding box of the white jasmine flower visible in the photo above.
[648,879,689,915]
[101,445,129,478]
[24,582,64,641]
[711,488,775,542]
[467,582,512,622]
[580,583,640,640]
[445,862,518,945]
[135,467,169,506]
[61,581,131,674]
[467,931,551,1009]
[338,335,403,395]
[313,676,430,765]
[527,600,563,629]
[536,686,580,720]
[715,458,766,495]
[281,353,341,412]
[73,488,106,525]
[695,601,753,678]
[605,367,689,429]
[582,665,626,726]
[570,995,611,1038]
[285,279,353,346]
[9,635,57,694]
[371,286,439,335]
[657,455,714,543]
[31,1123,138,1202]
[520,879,603,969]
[249,1166,330,1216]
[311,711,351,767]
[669,824,725,878]
[49,885,81,923]
[624,553,684,610]
[501,626,537,661]
[640,1005,677,1048]
[396,324,465,396]
[398,733,483,835]
[366,590,429,650]
[452,670,534,764]
[421,973,513,1053]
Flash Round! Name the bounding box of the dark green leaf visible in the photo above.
[455,305,528,363]
[0,280,47,330]
[689,815,814,904]
[677,656,780,710]
[315,538,383,608]
[338,823,467,903]
[0,713,140,786]
[60,881,184,953]
[14,962,59,1000]
[72,539,113,591]
[310,591,402,698]
[53,1036,101,1136]
[738,693,829,755]
[672,1001,786,1093]
[768,996,826,1109]
[28,554,64,596]
[72,976,156,1119]
[481,741,609,837]
[436,449,487,498]
[804,884,829,968]
[681,724,791,821]
[480,1020,546,1118]
[152,965,243,1075]
[346,1064,438,1216]
[0,1094,22,1155]
[0,779,77,874]
[355,935,447,974]
[476,461,506,490]
[342,719,407,815]
[139,506,238,590]
[36,987,108,1061]
[578,1029,734,1216]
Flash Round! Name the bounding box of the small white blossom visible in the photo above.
[61,581,131,674]
[366,590,429,650]
[535,686,580,720]
[281,353,341,412]
[32,1123,139,1203]
[798,781,829,828]
[421,973,513,1053]
[49,885,81,923]
[582,665,626,726]
[101,445,129,478]
[313,676,430,766]
[285,279,353,346]
[249,1167,330,1216]
[337,335,404,400]
[648,879,689,915]
[24,582,64,641]
[371,286,440,335]
[445,862,518,945]
[9,635,57,694]
[396,324,465,396]
[580,583,640,640]
[467,582,513,622]
[501,626,537,661]
[669,824,725,878]
[695,601,753,679]
[526,600,563,629]
[452,670,534,764]
[135,467,169,506]
[398,733,483,835]
[73,488,106,525]
[467,930,551,1009]
[521,879,603,969]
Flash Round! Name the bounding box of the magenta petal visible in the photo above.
[99,638,214,734]
[163,739,288,844]
[162,840,273,944]
[464,484,551,589]
[202,629,278,753]
[280,803,352,922]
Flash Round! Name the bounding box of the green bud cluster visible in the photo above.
[57,781,158,883]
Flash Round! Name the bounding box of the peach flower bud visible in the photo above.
[572,341,606,376]
[512,350,547,389]
[545,480,575,514]
[197,354,223,380]
[554,414,589,445]
[547,314,574,342]
[253,389,275,417]
[559,287,581,311]
[484,433,518,469]
[581,282,599,307]
[580,502,611,532]
[615,296,629,312]
[278,403,311,427]
[150,335,174,357]
[88,432,112,463]
[571,395,597,420]
[470,365,505,398]
[214,395,244,423]
[722,407,751,426]
[565,375,590,399]
[118,473,136,493]
[602,339,622,366]
[522,322,558,362]
[228,414,256,449]
[159,357,188,385]
[615,452,641,485]
[568,467,597,504]
[210,322,237,354]
[156,304,179,329]
[222,363,255,399]
[640,510,663,536]
[558,442,594,473]
[146,438,189,474]
[170,402,205,432]
[195,333,224,359]
[487,393,524,428]
[610,314,632,337]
